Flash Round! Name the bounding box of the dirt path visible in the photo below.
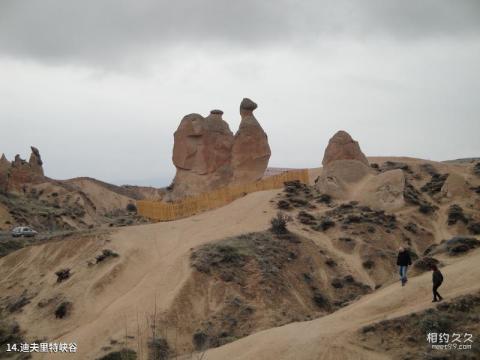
[201,249,480,360]
[293,224,376,288]
[0,190,280,360]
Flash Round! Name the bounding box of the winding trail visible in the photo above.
[201,248,480,360]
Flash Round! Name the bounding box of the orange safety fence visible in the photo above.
[137,169,309,221]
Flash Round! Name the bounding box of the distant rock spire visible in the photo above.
[322,130,369,167]
[1,146,45,193]
[232,98,271,183]
[29,146,44,175]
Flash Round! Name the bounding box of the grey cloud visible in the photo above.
[0,0,479,66]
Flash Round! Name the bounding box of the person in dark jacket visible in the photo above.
[397,246,412,286]
[431,264,444,302]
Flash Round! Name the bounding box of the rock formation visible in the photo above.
[322,131,369,167]
[0,147,45,193]
[231,98,271,183]
[168,98,271,200]
[169,110,235,200]
[29,146,44,176]
[0,154,9,193]
[315,159,374,199]
[315,132,408,210]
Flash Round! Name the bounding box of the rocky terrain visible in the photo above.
[0,148,159,258]
[166,98,271,200]
[0,130,479,359]
[358,292,480,359]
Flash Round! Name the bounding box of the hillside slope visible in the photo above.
[0,190,280,359]
[203,248,480,360]
[0,157,479,359]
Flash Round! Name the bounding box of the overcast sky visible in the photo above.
[1,1,479,186]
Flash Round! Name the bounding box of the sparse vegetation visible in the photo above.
[413,257,439,272]
[325,258,337,267]
[403,181,436,214]
[473,162,480,176]
[0,315,26,356]
[419,204,435,214]
[192,331,208,351]
[468,222,480,235]
[297,211,316,225]
[55,301,72,319]
[0,238,25,258]
[279,180,319,210]
[362,259,375,269]
[421,173,449,195]
[96,249,119,263]
[445,237,480,256]
[404,222,418,233]
[126,203,137,213]
[148,337,170,360]
[6,292,30,313]
[447,204,468,225]
[359,292,480,359]
[419,311,454,334]
[313,218,335,232]
[276,199,291,210]
[270,212,291,234]
[315,194,331,204]
[380,161,412,173]
[191,231,300,284]
[319,202,396,230]
[97,349,137,360]
[312,292,329,309]
[55,268,71,283]
[420,163,438,176]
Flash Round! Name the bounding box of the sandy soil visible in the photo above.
[0,156,478,359]
[66,178,134,214]
[0,190,280,359]
[201,248,480,360]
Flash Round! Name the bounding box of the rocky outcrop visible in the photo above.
[315,131,406,211]
[29,146,44,176]
[169,110,235,200]
[315,160,374,200]
[168,99,271,200]
[172,111,234,176]
[441,173,470,199]
[231,98,271,183]
[315,162,407,211]
[0,147,45,193]
[356,169,406,211]
[0,154,9,193]
[322,131,368,167]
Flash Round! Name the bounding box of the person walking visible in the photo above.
[397,246,412,286]
[431,264,444,302]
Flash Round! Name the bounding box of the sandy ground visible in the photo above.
[200,248,480,360]
[0,156,478,359]
[0,190,281,359]
[66,178,134,214]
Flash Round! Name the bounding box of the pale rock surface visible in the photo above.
[322,130,369,167]
[28,146,44,176]
[169,110,235,200]
[440,173,470,199]
[0,154,9,193]
[2,147,45,192]
[168,99,271,200]
[231,98,271,183]
[315,159,374,199]
[356,169,406,211]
